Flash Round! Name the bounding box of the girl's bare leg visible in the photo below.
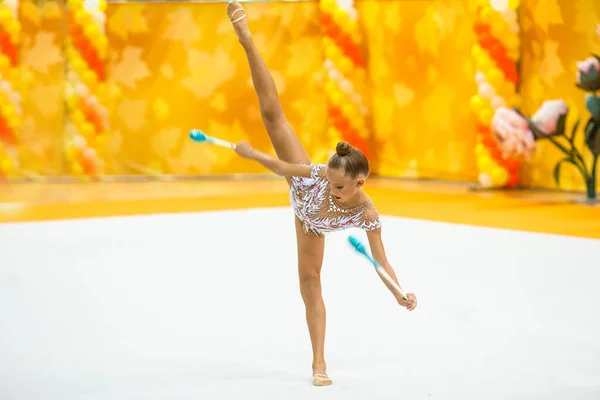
[227,1,310,166]
[295,217,331,385]
[228,2,330,385]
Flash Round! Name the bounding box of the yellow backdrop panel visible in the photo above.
[358,0,480,181]
[520,0,600,192]
[105,1,328,175]
[9,0,600,194]
[18,1,66,176]
[12,0,484,179]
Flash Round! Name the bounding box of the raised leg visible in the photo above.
[295,216,331,386]
[227,1,310,166]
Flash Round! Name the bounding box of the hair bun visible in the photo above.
[336,142,353,157]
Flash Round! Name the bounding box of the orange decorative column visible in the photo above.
[319,0,370,158]
[65,0,109,177]
[470,0,521,188]
[0,0,21,178]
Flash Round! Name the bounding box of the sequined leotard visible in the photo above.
[289,164,381,236]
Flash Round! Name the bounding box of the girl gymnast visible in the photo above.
[225,0,417,386]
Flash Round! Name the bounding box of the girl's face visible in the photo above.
[325,167,364,204]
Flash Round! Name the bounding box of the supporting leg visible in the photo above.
[295,216,331,386]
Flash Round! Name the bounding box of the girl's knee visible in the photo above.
[299,271,321,295]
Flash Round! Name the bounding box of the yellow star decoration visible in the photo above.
[151,127,182,158]
[20,0,42,26]
[43,2,62,20]
[393,84,414,108]
[533,0,564,32]
[117,99,148,132]
[427,66,440,85]
[383,2,403,34]
[285,38,319,78]
[250,32,279,64]
[217,18,235,36]
[573,2,600,39]
[29,84,63,117]
[414,5,442,57]
[111,47,151,89]
[108,5,149,40]
[433,4,457,38]
[153,97,171,121]
[421,82,454,132]
[278,3,317,39]
[107,131,123,156]
[210,93,227,113]
[291,97,327,149]
[371,93,396,140]
[539,41,564,87]
[164,7,202,47]
[246,105,261,123]
[368,53,391,82]
[181,48,236,100]
[23,32,63,74]
[160,64,174,80]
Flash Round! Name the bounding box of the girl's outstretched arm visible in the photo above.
[234,141,312,178]
[366,226,417,310]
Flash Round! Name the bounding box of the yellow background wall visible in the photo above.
[105,1,329,175]
[519,0,600,192]
[359,0,479,181]
[5,0,600,193]
[17,1,66,177]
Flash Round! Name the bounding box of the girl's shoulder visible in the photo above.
[310,164,327,180]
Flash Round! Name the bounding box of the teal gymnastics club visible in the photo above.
[347,235,408,300]
[189,129,236,149]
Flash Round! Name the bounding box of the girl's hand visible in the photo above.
[398,293,417,311]
[234,141,255,159]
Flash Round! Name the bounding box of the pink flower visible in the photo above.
[531,99,568,135]
[576,57,600,87]
[491,107,535,160]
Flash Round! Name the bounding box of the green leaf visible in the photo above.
[585,119,600,156]
[553,157,578,187]
[570,119,581,144]
[586,94,600,121]
[555,112,567,136]
[583,118,593,142]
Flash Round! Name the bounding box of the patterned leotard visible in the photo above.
[289,164,381,236]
